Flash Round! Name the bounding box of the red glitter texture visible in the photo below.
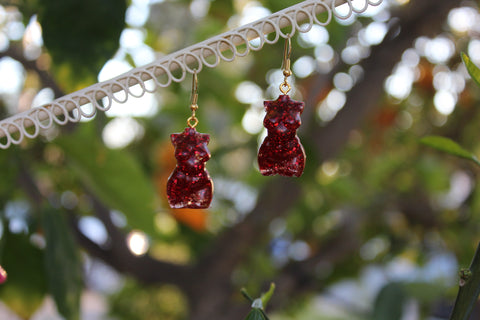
[0,265,7,284]
[167,127,213,209]
[258,95,305,177]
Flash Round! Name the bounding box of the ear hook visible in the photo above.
[280,35,292,95]
[187,69,199,128]
[282,35,292,74]
[191,69,198,107]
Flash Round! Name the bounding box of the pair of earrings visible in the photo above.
[167,36,306,209]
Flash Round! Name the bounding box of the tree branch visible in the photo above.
[313,0,459,161]
[17,155,193,290]
[68,209,192,289]
[269,208,361,309]
[187,177,302,318]
[12,1,462,319]
[185,1,461,319]
[449,241,480,320]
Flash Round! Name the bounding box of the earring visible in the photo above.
[0,264,6,284]
[258,35,306,177]
[167,70,213,209]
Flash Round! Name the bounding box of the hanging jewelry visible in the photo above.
[258,35,306,177]
[167,70,214,209]
[0,264,6,284]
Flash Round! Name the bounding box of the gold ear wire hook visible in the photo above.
[282,35,292,75]
[191,69,198,107]
[280,35,292,95]
[187,69,199,128]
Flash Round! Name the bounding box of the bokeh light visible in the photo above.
[434,90,456,116]
[385,65,416,100]
[424,36,455,64]
[102,117,145,149]
[298,25,329,47]
[127,230,149,256]
[79,216,109,246]
[448,7,479,34]
[293,56,316,78]
[359,21,387,46]
[235,81,263,104]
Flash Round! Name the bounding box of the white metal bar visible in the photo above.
[0,0,382,148]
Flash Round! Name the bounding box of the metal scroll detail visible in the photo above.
[0,0,382,149]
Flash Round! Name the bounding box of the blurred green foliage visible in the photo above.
[0,0,479,319]
[0,231,47,318]
[38,0,126,88]
[56,123,158,236]
[42,207,83,320]
[110,281,188,320]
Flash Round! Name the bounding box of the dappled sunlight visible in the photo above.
[317,89,346,122]
[79,216,108,246]
[434,171,473,210]
[433,90,456,115]
[333,72,354,91]
[98,59,159,117]
[190,0,211,19]
[127,230,149,256]
[424,36,456,64]
[448,7,480,35]
[23,15,42,60]
[126,0,150,27]
[0,57,24,111]
[360,21,388,45]
[1,0,480,319]
[102,117,145,149]
[292,55,316,78]
[235,81,263,104]
[298,24,329,47]
[385,65,416,100]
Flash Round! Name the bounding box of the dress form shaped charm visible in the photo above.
[167,127,213,208]
[258,95,305,177]
[166,69,213,209]
[0,265,7,284]
[258,35,305,177]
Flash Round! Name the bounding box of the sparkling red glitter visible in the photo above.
[0,265,7,284]
[167,127,213,209]
[258,94,305,177]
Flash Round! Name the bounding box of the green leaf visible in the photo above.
[260,283,275,309]
[245,309,266,320]
[372,282,406,320]
[56,123,158,235]
[42,208,83,320]
[462,52,480,88]
[0,232,48,318]
[420,136,480,166]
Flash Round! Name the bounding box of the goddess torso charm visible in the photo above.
[167,127,213,208]
[258,94,305,177]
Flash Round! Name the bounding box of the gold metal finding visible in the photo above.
[280,35,292,95]
[188,70,199,128]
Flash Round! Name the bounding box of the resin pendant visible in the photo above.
[0,265,7,284]
[167,127,213,209]
[258,94,305,177]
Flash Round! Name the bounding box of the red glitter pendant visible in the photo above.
[167,127,213,209]
[258,94,305,177]
[0,265,7,284]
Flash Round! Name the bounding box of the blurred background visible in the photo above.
[0,0,478,319]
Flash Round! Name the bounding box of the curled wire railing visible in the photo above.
[0,0,382,149]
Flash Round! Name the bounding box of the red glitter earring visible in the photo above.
[258,35,306,177]
[0,265,7,284]
[167,70,213,209]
